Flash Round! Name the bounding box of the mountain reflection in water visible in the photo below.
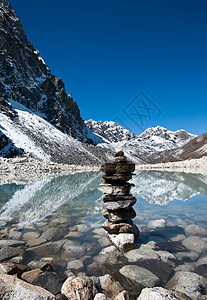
[0,170,207,228]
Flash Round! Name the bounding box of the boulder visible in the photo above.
[137,287,179,299]
[61,276,97,300]
[165,271,207,300]
[182,236,207,254]
[62,241,86,258]
[119,265,160,288]
[31,271,67,295]
[0,274,55,299]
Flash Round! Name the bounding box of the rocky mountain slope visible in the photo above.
[0,0,203,165]
[85,120,196,163]
[146,132,207,163]
[0,0,97,143]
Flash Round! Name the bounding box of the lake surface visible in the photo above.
[1,170,207,291]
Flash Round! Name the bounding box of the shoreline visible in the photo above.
[136,156,207,175]
[0,157,100,184]
[0,156,207,184]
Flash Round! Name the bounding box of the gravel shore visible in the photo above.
[0,157,100,184]
[136,156,207,175]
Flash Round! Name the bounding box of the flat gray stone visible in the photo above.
[185,224,207,237]
[0,240,25,247]
[182,236,207,254]
[63,241,86,258]
[67,260,84,271]
[0,246,24,262]
[0,274,55,299]
[124,244,160,262]
[119,265,160,287]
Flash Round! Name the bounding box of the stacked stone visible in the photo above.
[100,148,139,251]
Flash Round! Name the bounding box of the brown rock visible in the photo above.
[21,268,43,283]
[112,156,127,163]
[102,220,133,234]
[100,163,135,175]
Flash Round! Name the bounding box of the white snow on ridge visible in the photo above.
[0,101,98,162]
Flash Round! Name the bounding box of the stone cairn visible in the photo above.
[100,148,139,251]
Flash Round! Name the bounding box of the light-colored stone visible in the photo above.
[182,236,207,253]
[0,274,55,299]
[99,246,117,255]
[63,241,86,258]
[124,244,160,262]
[99,274,123,298]
[148,219,165,228]
[185,224,207,237]
[67,260,84,271]
[171,234,186,242]
[165,271,207,300]
[107,233,135,251]
[176,251,200,262]
[61,276,97,300]
[94,293,107,300]
[23,231,40,240]
[119,265,160,287]
[137,287,178,299]
[0,262,17,274]
[77,224,91,233]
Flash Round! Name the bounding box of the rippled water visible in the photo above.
[0,170,207,288]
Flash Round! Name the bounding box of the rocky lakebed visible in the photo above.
[0,164,207,299]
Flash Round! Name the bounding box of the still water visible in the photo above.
[0,170,207,279]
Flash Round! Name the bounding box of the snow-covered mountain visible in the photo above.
[0,100,112,164]
[0,0,202,165]
[146,132,207,163]
[85,120,196,163]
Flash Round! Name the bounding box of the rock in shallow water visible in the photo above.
[182,236,207,254]
[119,264,160,288]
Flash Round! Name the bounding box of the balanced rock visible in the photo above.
[100,149,139,250]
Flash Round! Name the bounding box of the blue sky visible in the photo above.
[9,0,207,135]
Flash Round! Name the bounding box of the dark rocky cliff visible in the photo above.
[0,0,90,142]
